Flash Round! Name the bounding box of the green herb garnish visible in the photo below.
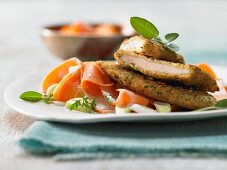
[20,91,42,102]
[215,99,227,108]
[165,33,179,43]
[130,17,159,39]
[130,16,180,51]
[20,91,54,103]
[66,96,96,113]
[43,94,54,104]
[102,91,115,104]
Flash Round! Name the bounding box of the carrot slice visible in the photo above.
[198,63,217,79]
[113,89,149,107]
[95,24,119,35]
[52,67,82,102]
[42,58,81,93]
[60,22,93,35]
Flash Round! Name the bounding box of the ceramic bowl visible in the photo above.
[41,23,134,61]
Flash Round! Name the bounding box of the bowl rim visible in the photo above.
[41,23,134,39]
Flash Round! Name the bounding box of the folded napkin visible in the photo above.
[19,118,227,160]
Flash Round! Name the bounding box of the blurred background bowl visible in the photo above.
[41,23,134,61]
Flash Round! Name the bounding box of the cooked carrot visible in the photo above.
[225,86,227,92]
[52,68,82,102]
[198,63,217,79]
[60,22,93,35]
[95,24,119,35]
[60,26,70,32]
[60,22,121,36]
[113,89,149,107]
[41,58,81,93]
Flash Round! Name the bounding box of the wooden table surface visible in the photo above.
[1,0,227,169]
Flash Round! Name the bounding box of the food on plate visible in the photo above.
[98,61,216,110]
[120,36,185,64]
[113,89,150,107]
[19,16,227,114]
[114,50,219,92]
[60,22,121,36]
[42,58,81,93]
[198,63,217,79]
[211,79,227,101]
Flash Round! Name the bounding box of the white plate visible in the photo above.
[4,65,227,123]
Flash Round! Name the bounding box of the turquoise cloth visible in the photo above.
[19,118,227,160]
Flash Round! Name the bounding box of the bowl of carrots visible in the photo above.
[41,22,134,61]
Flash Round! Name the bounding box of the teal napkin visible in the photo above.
[19,118,227,160]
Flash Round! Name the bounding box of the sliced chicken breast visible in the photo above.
[114,50,219,92]
[120,36,185,64]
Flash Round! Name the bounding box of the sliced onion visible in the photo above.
[46,83,58,97]
[68,65,81,74]
[53,101,65,106]
[115,106,131,114]
[154,102,171,112]
[129,104,156,113]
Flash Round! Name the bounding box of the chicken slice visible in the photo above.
[120,36,185,64]
[114,50,219,92]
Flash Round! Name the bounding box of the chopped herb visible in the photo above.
[124,75,129,80]
[66,96,96,113]
[43,94,54,104]
[102,91,115,104]
[144,85,149,88]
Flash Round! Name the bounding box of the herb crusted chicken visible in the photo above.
[120,36,185,64]
[98,61,217,110]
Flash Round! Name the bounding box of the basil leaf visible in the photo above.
[20,91,42,102]
[167,43,180,51]
[165,33,179,43]
[215,99,227,108]
[130,16,159,39]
